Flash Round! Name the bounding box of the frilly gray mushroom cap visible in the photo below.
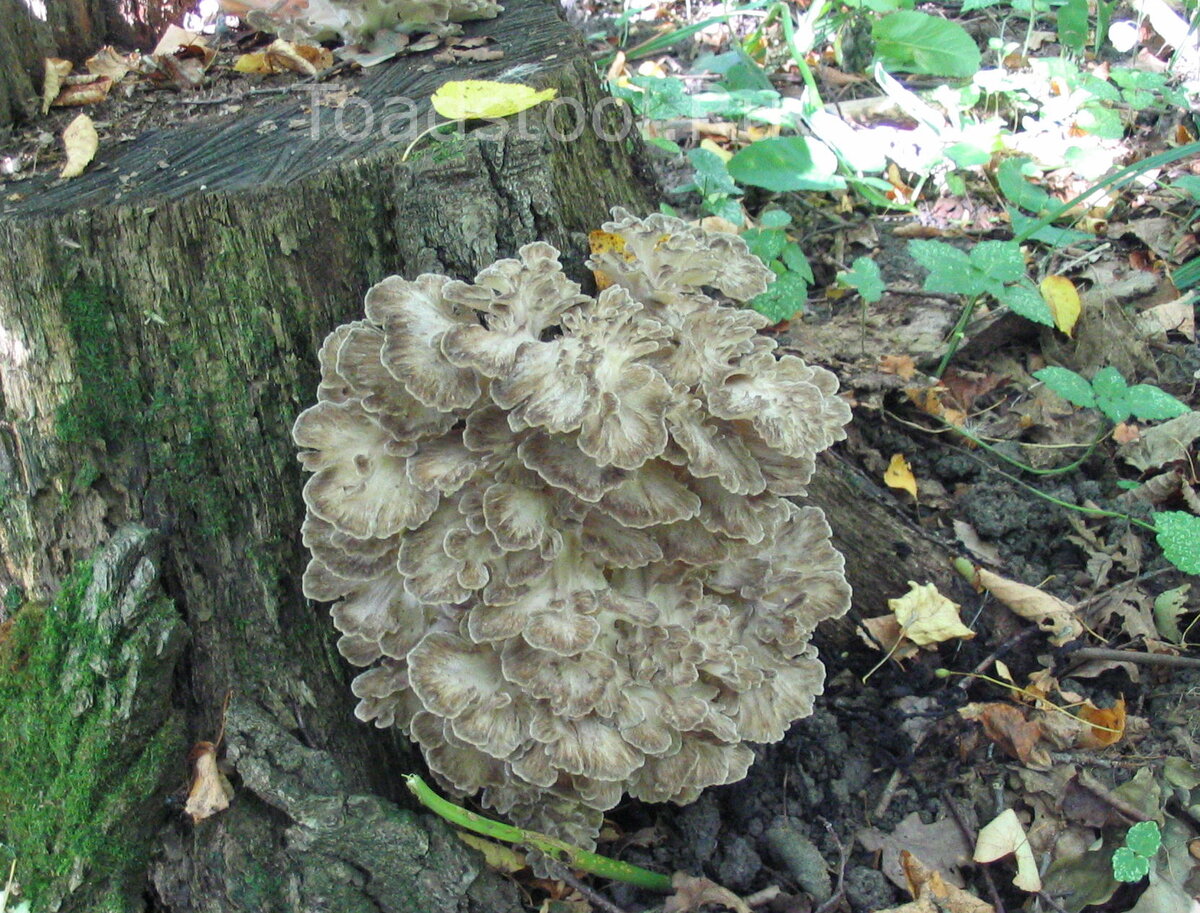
[294,210,852,853]
[254,0,502,57]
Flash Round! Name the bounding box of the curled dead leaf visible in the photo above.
[664,873,751,913]
[1076,696,1125,748]
[974,809,1042,893]
[959,702,1048,767]
[955,560,1081,644]
[60,114,98,179]
[42,57,73,114]
[184,740,234,823]
[885,453,919,500]
[889,581,975,646]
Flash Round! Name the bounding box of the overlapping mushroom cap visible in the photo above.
[294,209,853,851]
[237,0,502,60]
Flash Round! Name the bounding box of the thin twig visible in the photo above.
[1067,647,1200,669]
[813,819,850,913]
[941,790,1005,913]
[1076,770,1151,823]
[744,885,782,908]
[542,861,633,913]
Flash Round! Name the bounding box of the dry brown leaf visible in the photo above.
[960,563,1081,644]
[1076,697,1126,748]
[664,873,751,913]
[858,614,921,661]
[42,57,73,114]
[60,114,98,179]
[51,75,112,108]
[960,702,1048,767]
[1133,296,1196,341]
[184,740,234,822]
[874,851,994,913]
[152,24,212,60]
[880,354,918,380]
[86,46,137,81]
[858,813,975,889]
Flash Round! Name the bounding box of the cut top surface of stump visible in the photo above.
[0,0,588,218]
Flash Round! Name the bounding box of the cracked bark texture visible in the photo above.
[0,1,647,909]
[0,0,959,904]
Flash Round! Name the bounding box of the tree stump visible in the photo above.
[0,0,957,906]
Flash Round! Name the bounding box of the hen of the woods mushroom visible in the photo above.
[227,0,502,60]
[294,209,853,850]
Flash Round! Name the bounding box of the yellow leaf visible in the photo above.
[700,137,732,162]
[974,809,1041,892]
[233,51,271,73]
[430,80,557,121]
[889,581,975,647]
[884,453,918,499]
[43,57,73,114]
[1039,275,1081,337]
[457,832,526,873]
[60,113,98,179]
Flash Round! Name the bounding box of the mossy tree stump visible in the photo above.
[0,0,960,906]
[0,2,647,909]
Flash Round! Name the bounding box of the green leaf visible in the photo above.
[997,157,1051,213]
[1153,584,1189,643]
[907,240,987,296]
[1153,511,1200,574]
[840,256,885,303]
[758,209,792,228]
[1112,846,1150,882]
[995,280,1054,326]
[780,244,814,281]
[1124,821,1162,858]
[1173,256,1200,290]
[1124,385,1190,422]
[727,137,845,192]
[742,226,789,264]
[969,240,1026,283]
[1008,209,1094,248]
[1034,366,1096,408]
[961,0,1004,10]
[645,135,682,155]
[872,11,982,77]
[1056,0,1089,53]
[707,195,744,225]
[1172,176,1200,200]
[688,147,740,197]
[750,270,809,323]
[1092,366,1131,423]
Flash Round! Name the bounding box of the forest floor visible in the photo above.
[572,2,1200,912]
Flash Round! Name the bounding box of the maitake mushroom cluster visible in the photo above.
[233,0,501,60]
[294,209,853,849]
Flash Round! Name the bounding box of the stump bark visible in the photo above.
[0,1,957,907]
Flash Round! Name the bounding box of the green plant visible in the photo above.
[405,774,673,891]
[837,256,885,303]
[741,209,815,321]
[909,238,1052,325]
[872,10,981,77]
[673,147,745,224]
[1112,821,1161,882]
[1034,366,1190,424]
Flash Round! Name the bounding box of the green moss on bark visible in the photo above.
[0,555,185,912]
